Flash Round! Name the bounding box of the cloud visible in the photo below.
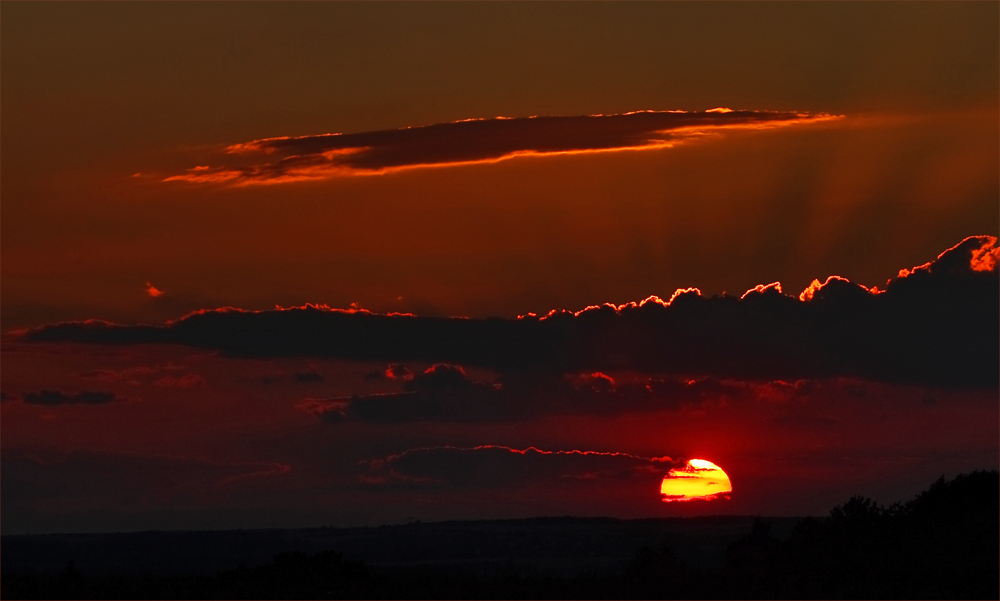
[358,444,677,488]
[154,374,205,388]
[15,236,998,387]
[259,363,326,385]
[750,379,817,403]
[163,109,838,185]
[293,370,325,383]
[79,364,184,386]
[19,390,123,406]
[771,414,840,429]
[385,364,413,381]
[145,282,163,298]
[82,366,157,383]
[298,365,740,423]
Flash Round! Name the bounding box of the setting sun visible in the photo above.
[1,3,997,598]
[660,459,733,502]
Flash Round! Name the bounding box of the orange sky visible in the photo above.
[3,3,998,330]
[3,107,996,330]
[1,2,997,534]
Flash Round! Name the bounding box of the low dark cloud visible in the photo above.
[299,365,738,423]
[294,370,325,383]
[16,236,999,387]
[19,390,122,406]
[82,367,154,383]
[163,109,835,185]
[260,364,325,385]
[154,374,205,388]
[361,363,415,383]
[751,379,817,403]
[771,415,840,429]
[358,444,678,489]
[80,364,184,384]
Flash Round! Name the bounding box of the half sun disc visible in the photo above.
[660,458,732,502]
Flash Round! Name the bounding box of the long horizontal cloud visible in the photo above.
[3,390,124,406]
[298,365,743,423]
[358,444,678,488]
[163,109,837,185]
[15,236,998,387]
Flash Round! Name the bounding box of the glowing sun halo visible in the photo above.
[660,458,733,502]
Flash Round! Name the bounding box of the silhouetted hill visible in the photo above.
[3,471,997,599]
[2,515,789,577]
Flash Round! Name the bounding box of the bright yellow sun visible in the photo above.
[660,458,732,502]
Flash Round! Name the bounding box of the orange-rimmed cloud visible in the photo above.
[15,236,998,387]
[358,443,677,488]
[163,109,840,185]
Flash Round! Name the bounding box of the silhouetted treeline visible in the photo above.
[722,470,999,599]
[3,471,997,599]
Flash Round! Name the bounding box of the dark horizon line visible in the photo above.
[0,514,826,540]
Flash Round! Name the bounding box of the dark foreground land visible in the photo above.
[3,471,997,599]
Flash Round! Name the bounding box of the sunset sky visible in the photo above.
[2,3,998,535]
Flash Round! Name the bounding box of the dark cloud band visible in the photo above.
[163,109,837,185]
[14,390,123,406]
[298,365,740,424]
[359,444,677,488]
[15,236,999,388]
